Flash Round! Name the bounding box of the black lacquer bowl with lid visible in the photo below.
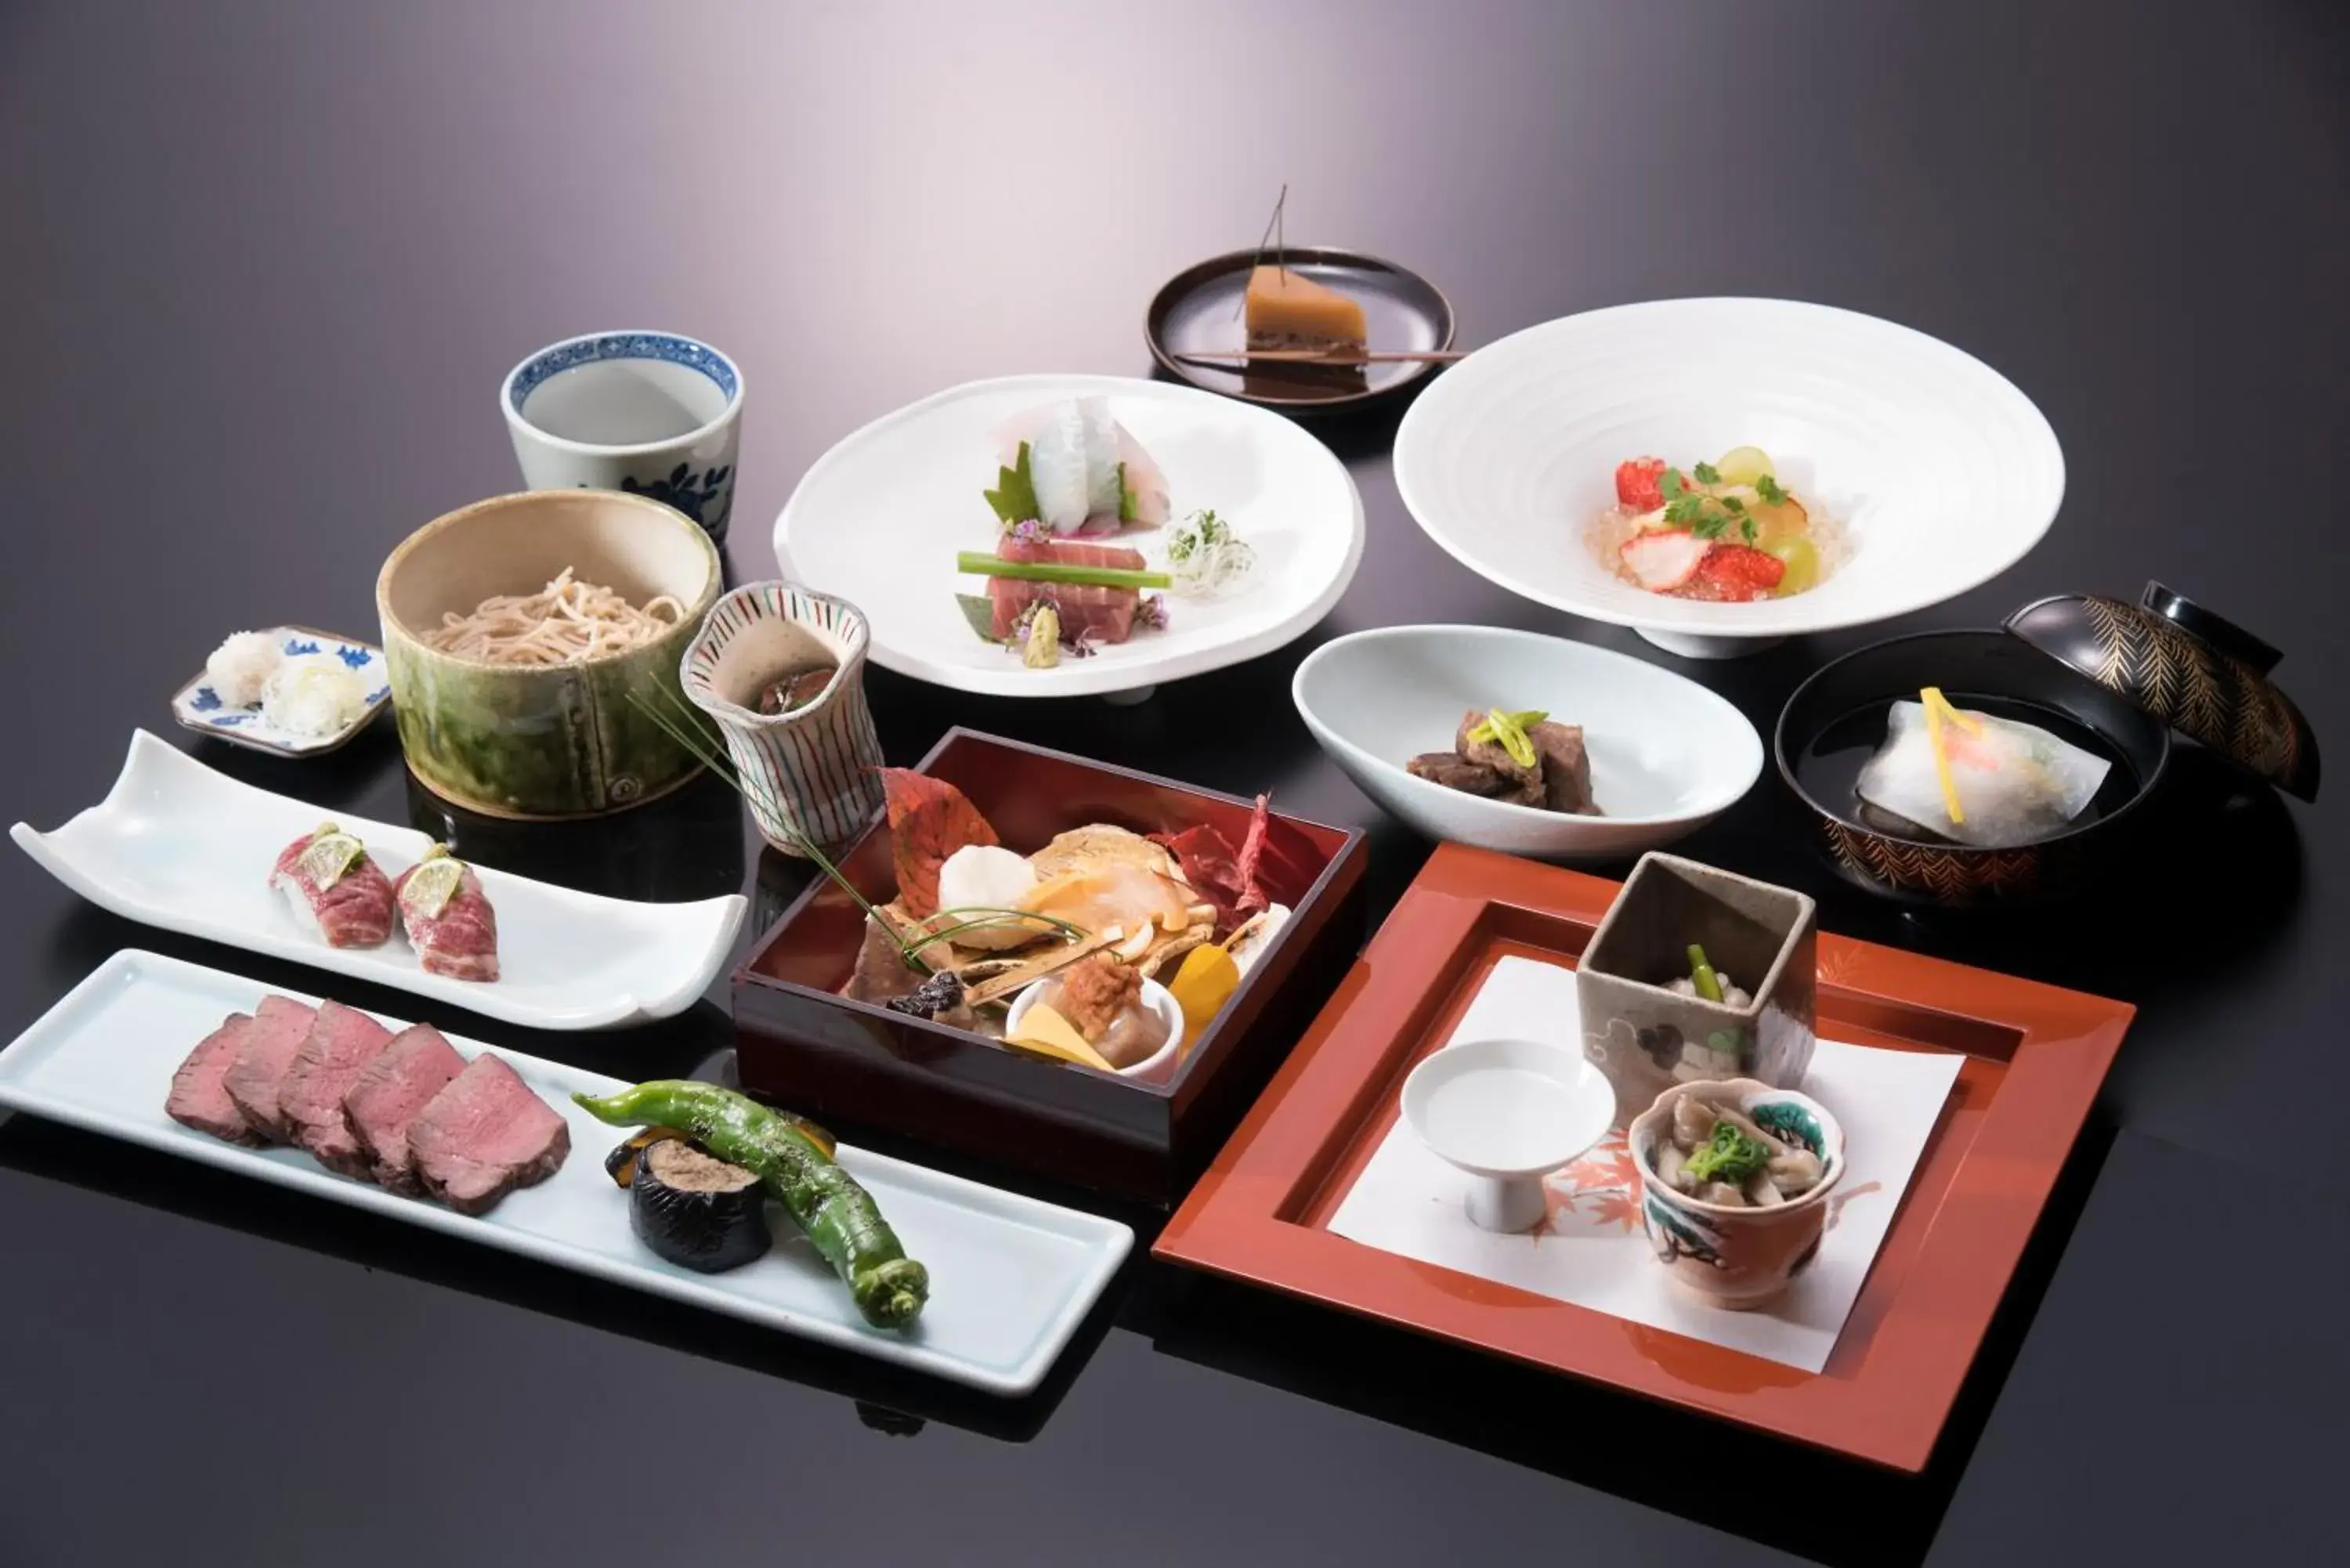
[1773,583,2317,909]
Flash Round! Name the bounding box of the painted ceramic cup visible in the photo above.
[502,331,743,543]
[378,490,722,818]
[1576,851,1817,1128]
[682,582,887,856]
[1629,1078,1845,1310]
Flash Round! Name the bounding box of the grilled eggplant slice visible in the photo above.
[617,1131,773,1274]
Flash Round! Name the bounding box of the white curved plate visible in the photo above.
[1293,624,1762,860]
[0,950,1131,1395]
[776,374,1365,697]
[1393,298,2064,642]
[10,732,747,1030]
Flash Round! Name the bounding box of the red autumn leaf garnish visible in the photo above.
[1235,793,1322,912]
[1152,822,1250,940]
[880,768,997,919]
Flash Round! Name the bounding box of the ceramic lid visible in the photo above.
[2004,581,2319,801]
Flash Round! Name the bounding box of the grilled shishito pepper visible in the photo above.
[573,1082,928,1330]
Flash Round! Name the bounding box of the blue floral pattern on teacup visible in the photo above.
[173,629,392,756]
[620,462,733,530]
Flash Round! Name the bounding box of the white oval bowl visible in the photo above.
[1004,975,1187,1086]
[776,374,1364,699]
[1393,298,2063,654]
[1293,624,1763,859]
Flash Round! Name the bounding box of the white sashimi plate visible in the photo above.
[10,732,747,1031]
[1393,298,2063,659]
[0,951,1133,1396]
[776,374,1365,698]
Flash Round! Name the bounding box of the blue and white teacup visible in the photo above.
[501,330,743,542]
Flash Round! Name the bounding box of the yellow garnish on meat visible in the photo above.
[1007,1002,1117,1072]
[1919,686,1984,824]
[1166,943,1241,1045]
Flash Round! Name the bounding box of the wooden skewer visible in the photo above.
[1175,348,1469,367]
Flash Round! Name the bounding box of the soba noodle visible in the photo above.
[422,567,685,666]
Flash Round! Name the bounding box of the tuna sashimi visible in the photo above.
[167,1013,266,1145]
[279,1000,396,1176]
[342,1023,468,1191]
[392,845,499,982]
[270,822,396,949]
[985,580,1139,641]
[222,994,323,1143]
[407,1053,570,1216]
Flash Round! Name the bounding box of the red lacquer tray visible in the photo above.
[1154,844,2132,1472]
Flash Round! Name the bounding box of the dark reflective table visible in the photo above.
[4,4,2345,1563]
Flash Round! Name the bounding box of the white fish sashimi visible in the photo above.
[1023,401,1094,533]
[993,396,1172,532]
[1077,397,1124,520]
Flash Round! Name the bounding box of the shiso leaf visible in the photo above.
[984,441,1042,527]
[954,594,1000,642]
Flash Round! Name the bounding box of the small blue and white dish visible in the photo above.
[172,627,392,757]
[501,330,745,543]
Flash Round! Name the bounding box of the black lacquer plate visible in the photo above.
[1146,246,1454,411]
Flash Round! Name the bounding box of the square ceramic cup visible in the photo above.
[502,331,743,542]
[1576,851,1817,1128]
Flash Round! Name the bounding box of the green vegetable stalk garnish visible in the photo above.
[1687,942,1724,1003]
[1470,707,1542,769]
[956,552,1173,591]
[1683,1120,1772,1186]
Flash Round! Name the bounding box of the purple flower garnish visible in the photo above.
[1136,594,1170,630]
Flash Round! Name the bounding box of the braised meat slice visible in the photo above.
[1527,721,1599,815]
[1452,710,1546,806]
[1406,753,1518,797]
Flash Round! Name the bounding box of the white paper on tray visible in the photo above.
[1327,956,1961,1373]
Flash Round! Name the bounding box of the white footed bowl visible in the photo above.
[1293,624,1762,860]
[1393,298,2063,657]
[1005,976,1188,1086]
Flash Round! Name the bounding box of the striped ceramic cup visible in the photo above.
[681,583,887,855]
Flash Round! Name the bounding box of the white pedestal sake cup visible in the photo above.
[502,331,744,543]
[1401,1036,1617,1233]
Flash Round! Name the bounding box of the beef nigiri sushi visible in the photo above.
[392,844,500,982]
[991,396,1172,535]
[269,821,395,948]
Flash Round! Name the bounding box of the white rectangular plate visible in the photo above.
[0,951,1132,1396]
[11,732,747,1030]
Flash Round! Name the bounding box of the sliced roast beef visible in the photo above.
[167,1013,266,1145]
[222,994,323,1143]
[342,1024,468,1191]
[277,1000,395,1176]
[407,1053,570,1215]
